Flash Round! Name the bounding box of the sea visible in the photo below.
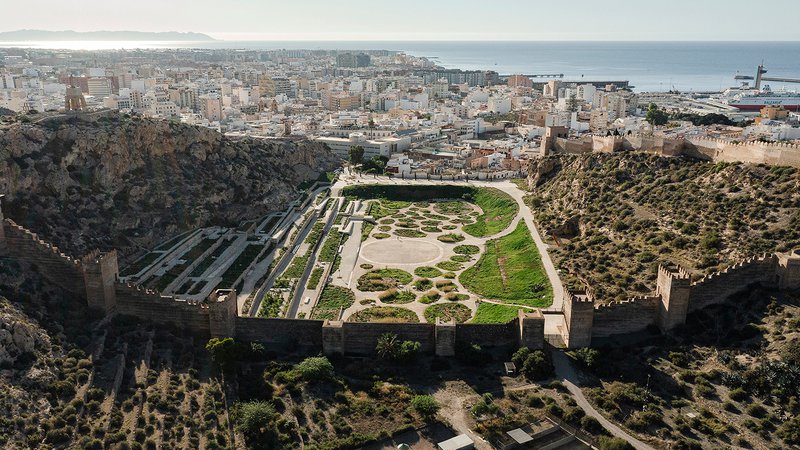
[2,40,800,92]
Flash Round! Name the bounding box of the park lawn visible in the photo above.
[462,187,519,238]
[470,303,522,324]
[460,221,552,307]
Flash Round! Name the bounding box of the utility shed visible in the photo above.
[507,428,534,445]
[437,434,474,450]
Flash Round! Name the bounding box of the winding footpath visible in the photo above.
[552,351,656,450]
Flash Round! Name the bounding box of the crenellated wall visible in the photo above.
[592,295,660,338]
[3,219,86,295]
[688,254,778,312]
[541,130,800,168]
[114,283,212,334]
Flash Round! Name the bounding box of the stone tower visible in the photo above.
[562,289,594,348]
[65,77,87,112]
[656,265,692,331]
[778,249,800,290]
[519,309,545,349]
[82,250,119,314]
[208,289,237,338]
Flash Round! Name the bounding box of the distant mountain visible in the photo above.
[0,29,216,41]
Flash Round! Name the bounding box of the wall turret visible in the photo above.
[208,289,237,338]
[656,265,692,331]
[562,289,594,348]
[82,250,119,314]
[778,249,800,290]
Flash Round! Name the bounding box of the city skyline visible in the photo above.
[2,0,800,42]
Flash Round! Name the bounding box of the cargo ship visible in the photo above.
[726,89,800,111]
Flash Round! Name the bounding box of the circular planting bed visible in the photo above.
[378,289,416,304]
[424,303,472,324]
[348,306,419,323]
[436,261,464,271]
[454,245,480,255]
[419,291,441,304]
[373,233,391,239]
[357,269,414,292]
[415,266,442,278]
[394,229,426,238]
[437,233,465,243]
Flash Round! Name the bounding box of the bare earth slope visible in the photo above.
[0,114,339,262]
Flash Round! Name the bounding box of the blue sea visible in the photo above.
[3,40,799,92]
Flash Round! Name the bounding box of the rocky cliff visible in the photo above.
[0,113,340,262]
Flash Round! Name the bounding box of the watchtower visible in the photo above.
[562,289,594,348]
[65,76,87,112]
[208,289,237,338]
[656,265,692,331]
[82,250,119,314]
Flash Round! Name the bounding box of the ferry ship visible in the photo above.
[726,89,800,111]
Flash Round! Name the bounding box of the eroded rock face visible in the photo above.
[527,157,561,188]
[0,114,340,262]
[0,301,50,365]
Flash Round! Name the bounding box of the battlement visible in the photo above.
[5,220,81,266]
[595,295,661,311]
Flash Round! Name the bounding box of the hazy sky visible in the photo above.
[4,0,800,41]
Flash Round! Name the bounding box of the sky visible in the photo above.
[3,0,800,41]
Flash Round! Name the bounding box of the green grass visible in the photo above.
[460,221,552,307]
[120,252,161,277]
[437,233,465,243]
[415,266,442,278]
[319,232,344,263]
[221,244,267,287]
[419,291,441,304]
[451,255,472,263]
[348,307,419,323]
[378,289,416,304]
[361,222,375,242]
[436,261,464,271]
[357,269,414,292]
[414,279,433,291]
[425,303,472,324]
[463,188,518,238]
[471,303,522,324]
[394,228,425,238]
[454,245,480,255]
[284,253,311,279]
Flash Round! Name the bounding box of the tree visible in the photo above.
[205,337,238,372]
[348,145,365,166]
[521,349,554,381]
[234,401,281,449]
[375,333,420,362]
[645,103,668,126]
[567,93,579,113]
[295,356,334,381]
[410,395,440,420]
[570,347,601,370]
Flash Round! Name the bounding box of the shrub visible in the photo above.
[410,395,440,420]
[414,266,442,278]
[295,357,334,381]
[597,436,634,450]
[375,333,421,362]
[454,245,480,255]
[234,401,280,447]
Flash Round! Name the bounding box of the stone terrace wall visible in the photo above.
[341,322,436,356]
[115,283,211,335]
[3,220,86,294]
[688,254,778,312]
[456,319,520,348]
[592,295,660,338]
[236,317,324,349]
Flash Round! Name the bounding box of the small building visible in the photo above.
[504,362,517,375]
[437,434,474,450]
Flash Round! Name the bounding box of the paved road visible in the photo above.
[552,351,655,450]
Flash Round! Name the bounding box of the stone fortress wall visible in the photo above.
[542,132,800,168]
[0,197,545,356]
[560,251,800,347]
[2,194,798,354]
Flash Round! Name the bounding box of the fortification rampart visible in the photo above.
[688,254,778,312]
[542,132,800,168]
[3,220,86,294]
[592,295,660,338]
